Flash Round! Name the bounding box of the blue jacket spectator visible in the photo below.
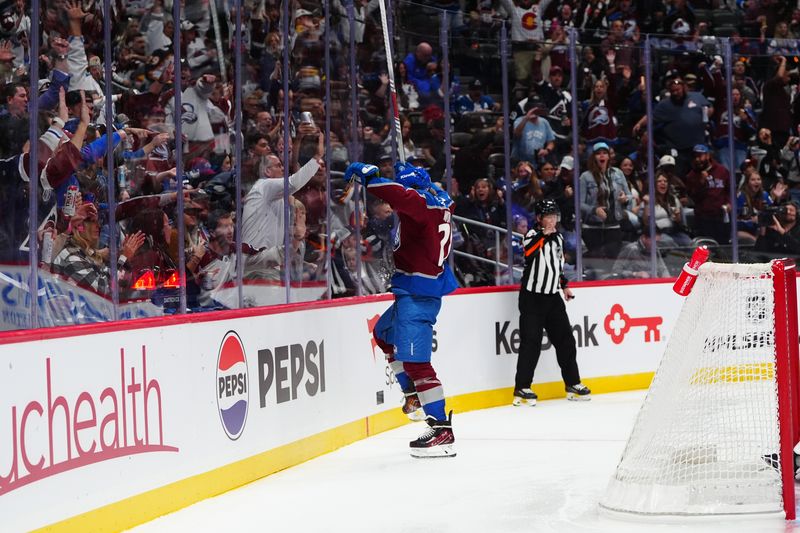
[454,79,498,115]
[403,42,440,101]
[512,100,556,168]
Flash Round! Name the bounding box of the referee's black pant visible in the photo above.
[514,292,580,390]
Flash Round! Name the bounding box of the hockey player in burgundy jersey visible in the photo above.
[345,160,457,458]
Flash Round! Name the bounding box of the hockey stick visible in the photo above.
[208,0,227,84]
[377,0,406,163]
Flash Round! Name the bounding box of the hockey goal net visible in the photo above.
[600,260,799,518]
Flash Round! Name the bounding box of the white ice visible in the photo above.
[130,390,800,533]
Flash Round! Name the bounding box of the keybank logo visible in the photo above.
[603,304,663,345]
[495,317,598,355]
[216,331,249,440]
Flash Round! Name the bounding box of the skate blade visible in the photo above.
[406,409,426,421]
[410,444,456,458]
[512,398,536,406]
[566,393,591,401]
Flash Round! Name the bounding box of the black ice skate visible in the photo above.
[409,411,456,458]
[566,383,591,401]
[512,388,538,406]
[402,392,425,421]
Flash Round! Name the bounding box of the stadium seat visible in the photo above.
[451,132,473,148]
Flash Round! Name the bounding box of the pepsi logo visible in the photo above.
[216,331,249,440]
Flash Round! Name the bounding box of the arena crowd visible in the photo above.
[0,0,798,327]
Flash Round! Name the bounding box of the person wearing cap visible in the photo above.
[294,8,315,28]
[632,75,711,177]
[512,98,556,168]
[657,154,675,170]
[578,141,631,260]
[182,20,216,72]
[641,172,691,248]
[655,153,689,206]
[510,85,539,124]
[377,152,394,179]
[87,55,102,84]
[685,144,732,244]
[454,79,499,115]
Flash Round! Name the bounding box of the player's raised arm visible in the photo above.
[344,161,435,216]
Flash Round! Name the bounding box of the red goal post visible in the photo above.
[773,259,798,520]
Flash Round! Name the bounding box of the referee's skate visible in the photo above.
[512,388,538,406]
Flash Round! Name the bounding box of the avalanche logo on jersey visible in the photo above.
[181,102,199,125]
[216,331,249,440]
[587,105,611,128]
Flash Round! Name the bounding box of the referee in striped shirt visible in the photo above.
[512,199,591,406]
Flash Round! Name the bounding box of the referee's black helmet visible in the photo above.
[535,199,559,217]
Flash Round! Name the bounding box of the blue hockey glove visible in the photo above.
[394,160,412,180]
[395,162,432,190]
[345,162,379,185]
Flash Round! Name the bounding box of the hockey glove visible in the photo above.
[345,162,380,185]
[394,162,432,190]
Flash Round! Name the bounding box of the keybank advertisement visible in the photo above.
[435,282,682,396]
[0,283,684,531]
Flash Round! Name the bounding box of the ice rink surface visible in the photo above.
[131,390,800,533]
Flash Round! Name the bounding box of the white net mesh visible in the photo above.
[600,262,784,516]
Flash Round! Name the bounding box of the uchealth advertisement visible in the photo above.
[0,282,685,531]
